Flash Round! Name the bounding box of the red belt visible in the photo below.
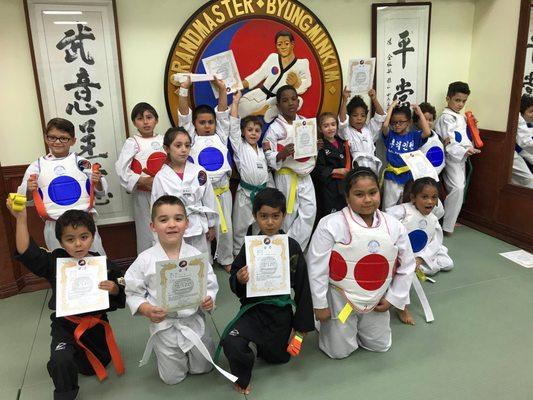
[64,314,125,381]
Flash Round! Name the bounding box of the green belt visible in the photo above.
[214,295,295,363]
[239,180,267,204]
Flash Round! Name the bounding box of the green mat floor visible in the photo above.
[1,225,532,400]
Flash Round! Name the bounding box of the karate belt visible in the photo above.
[239,180,267,204]
[139,319,237,382]
[214,185,230,233]
[277,168,298,214]
[379,163,411,187]
[214,295,295,363]
[64,314,125,381]
[411,271,434,322]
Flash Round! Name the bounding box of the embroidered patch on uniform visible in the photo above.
[54,165,66,176]
[368,240,380,253]
[179,260,187,268]
[325,149,331,155]
[55,342,66,351]
[197,170,207,186]
[78,259,86,266]
[419,219,428,229]
[151,141,162,150]
[77,159,92,171]
[229,329,239,336]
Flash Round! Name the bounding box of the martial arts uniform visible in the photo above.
[387,203,453,276]
[511,115,533,188]
[125,241,218,385]
[115,134,166,253]
[15,240,125,400]
[151,163,218,255]
[418,130,446,176]
[18,153,108,254]
[220,229,314,389]
[434,108,473,233]
[228,115,270,256]
[239,53,311,123]
[307,208,415,359]
[382,129,426,210]
[179,107,234,266]
[337,113,386,175]
[311,137,348,222]
[264,115,317,251]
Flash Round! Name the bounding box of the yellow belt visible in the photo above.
[213,185,230,234]
[380,164,411,187]
[277,168,297,214]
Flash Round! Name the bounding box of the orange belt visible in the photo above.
[64,314,125,381]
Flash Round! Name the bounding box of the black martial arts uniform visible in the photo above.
[220,230,314,389]
[15,240,125,400]
[312,137,349,222]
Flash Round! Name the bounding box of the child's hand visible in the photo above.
[137,176,154,191]
[180,76,192,89]
[411,103,421,114]
[139,302,167,323]
[332,168,348,178]
[206,227,216,242]
[99,280,119,296]
[201,296,214,312]
[286,71,301,89]
[236,266,249,284]
[233,90,242,103]
[373,298,392,312]
[262,141,271,151]
[443,137,451,146]
[90,169,102,184]
[368,89,376,99]
[466,147,481,156]
[342,86,351,102]
[390,99,399,109]
[27,175,38,192]
[213,76,226,93]
[278,143,294,160]
[314,308,331,321]
[317,138,324,150]
[5,198,27,218]
[415,257,423,268]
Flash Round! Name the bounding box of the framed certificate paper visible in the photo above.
[245,235,291,298]
[202,50,243,98]
[56,256,109,317]
[293,118,317,159]
[347,58,376,95]
[400,150,439,181]
[156,254,208,311]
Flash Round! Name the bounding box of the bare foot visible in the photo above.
[398,307,416,325]
[443,231,452,237]
[224,264,232,273]
[234,383,251,394]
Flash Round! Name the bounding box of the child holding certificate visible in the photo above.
[125,195,219,385]
[228,90,271,257]
[176,76,234,271]
[307,167,416,359]
[7,203,125,400]
[219,188,314,394]
[312,112,349,221]
[337,87,386,175]
[263,85,318,251]
[387,177,453,325]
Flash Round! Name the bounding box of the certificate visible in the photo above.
[201,50,243,98]
[172,72,220,85]
[293,118,317,159]
[56,256,109,317]
[347,58,376,95]
[400,150,439,181]
[245,234,291,298]
[156,253,208,311]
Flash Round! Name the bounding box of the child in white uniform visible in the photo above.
[387,177,453,325]
[512,95,533,188]
[434,82,481,234]
[307,167,416,359]
[264,84,317,251]
[338,88,386,175]
[125,195,218,385]
[176,76,233,270]
[151,127,218,255]
[115,103,166,253]
[228,91,271,255]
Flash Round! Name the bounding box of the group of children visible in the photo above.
[8,71,486,398]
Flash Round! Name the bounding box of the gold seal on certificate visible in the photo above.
[400,150,439,181]
[293,118,317,159]
[156,254,208,312]
[55,256,109,318]
[202,50,243,98]
[347,58,376,95]
[245,234,291,298]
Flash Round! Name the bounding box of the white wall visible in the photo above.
[0,0,517,166]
